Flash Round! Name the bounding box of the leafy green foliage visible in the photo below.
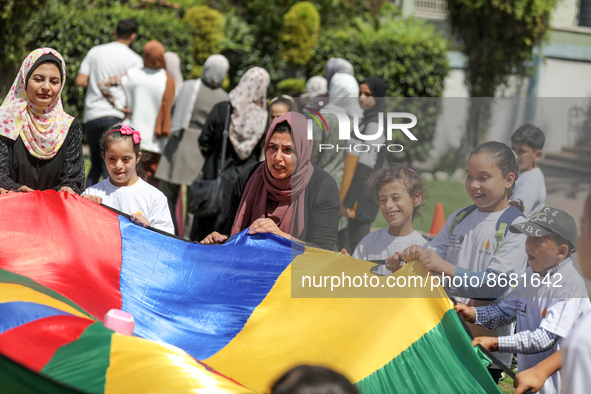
[0,0,48,94]
[183,5,224,65]
[1,0,452,163]
[277,78,306,95]
[309,17,449,98]
[279,2,320,65]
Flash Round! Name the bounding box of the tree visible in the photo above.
[0,0,48,97]
[446,0,559,151]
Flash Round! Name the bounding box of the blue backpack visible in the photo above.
[449,205,524,254]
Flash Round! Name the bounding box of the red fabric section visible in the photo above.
[0,190,123,318]
[0,315,94,372]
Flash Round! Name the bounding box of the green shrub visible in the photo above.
[279,2,320,65]
[277,78,306,95]
[183,5,225,65]
[310,17,449,98]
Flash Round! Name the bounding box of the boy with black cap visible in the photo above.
[456,207,590,394]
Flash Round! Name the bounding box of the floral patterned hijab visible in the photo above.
[228,67,270,160]
[0,47,73,159]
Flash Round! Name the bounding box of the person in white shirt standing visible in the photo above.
[76,19,143,188]
[511,124,547,219]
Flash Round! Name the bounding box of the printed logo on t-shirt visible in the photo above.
[450,234,465,247]
[517,300,527,318]
[478,239,493,256]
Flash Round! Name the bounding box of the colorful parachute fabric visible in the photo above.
[0,191,501,393]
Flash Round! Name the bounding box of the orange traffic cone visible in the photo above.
[429,202,446,236]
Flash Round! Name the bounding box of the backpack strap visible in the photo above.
[494,206,525,253]
[450,204,478,235]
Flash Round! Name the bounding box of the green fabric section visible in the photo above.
[41,322,113,393]
[0,354,81,393]
[356,309,501,394]
[0,268,93,318]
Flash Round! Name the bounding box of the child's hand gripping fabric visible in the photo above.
[400,245,456,277]
[130,212,150,228]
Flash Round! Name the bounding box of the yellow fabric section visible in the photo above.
[0,283,92,319]
[204,249,453,392]
[105,333,254,393]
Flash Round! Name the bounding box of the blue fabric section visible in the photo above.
[0,302,72,335]
[118,217,305,360]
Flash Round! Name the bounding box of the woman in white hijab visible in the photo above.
[155,54,230,237]
[164,52,184,98]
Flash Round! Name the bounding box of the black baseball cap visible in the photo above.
[509,207,578,253]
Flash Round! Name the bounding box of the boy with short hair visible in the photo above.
[510,124,547,218]
[456,207,590,394]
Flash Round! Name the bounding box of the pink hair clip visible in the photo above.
[408,168,416,174]
[120,124,142,144]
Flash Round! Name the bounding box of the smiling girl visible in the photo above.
[82,124,174,233]
[400,141,529,382]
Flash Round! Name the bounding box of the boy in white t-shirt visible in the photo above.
[349,165,428,276]
[456,207,591,394]
[511,124,547,219]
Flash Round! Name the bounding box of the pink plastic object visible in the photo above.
[103,309,135,335]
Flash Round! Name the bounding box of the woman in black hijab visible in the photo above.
[339,77,388,253]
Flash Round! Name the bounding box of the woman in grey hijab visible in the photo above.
[324,58,354,85]
[305,76,327,98]
[307,57,354,111]
[155,54,230,237]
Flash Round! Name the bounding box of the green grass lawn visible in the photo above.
[372,178,473,234]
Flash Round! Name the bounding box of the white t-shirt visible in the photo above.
[79,41,143,123]
[83,178,174,234]
[429,206,528,367]
[121,67,168,154]
[562,310,591,394]
[353,229,428,276]
[498,259,590,394]
[512,167,546,219]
